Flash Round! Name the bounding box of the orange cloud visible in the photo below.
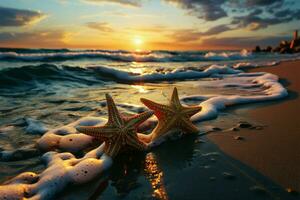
[0,30,72,48]
[85,22,114,32]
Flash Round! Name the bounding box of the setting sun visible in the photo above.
[133,36,143,46]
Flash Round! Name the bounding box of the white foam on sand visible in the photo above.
[185,72,287,122]
[0,147,112,200]
[0,65,288,199]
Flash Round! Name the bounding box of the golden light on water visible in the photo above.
[144,153,169,200]
[129,67,144,74]
[131,85,148,93]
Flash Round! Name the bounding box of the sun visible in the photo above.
[133,36,143,46]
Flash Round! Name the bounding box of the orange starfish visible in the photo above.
[76,94,153,157]
[140,87,201,142]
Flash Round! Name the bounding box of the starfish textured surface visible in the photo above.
[141,87,201,141]
[76,94,153,157]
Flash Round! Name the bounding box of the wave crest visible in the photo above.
[0,64,244,90]
[0,50,253,62]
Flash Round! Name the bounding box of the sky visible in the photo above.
[0,0,300,50]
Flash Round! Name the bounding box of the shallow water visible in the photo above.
[0,49,299,199]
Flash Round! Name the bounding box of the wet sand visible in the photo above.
[208,60,300,192]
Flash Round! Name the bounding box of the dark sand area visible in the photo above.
[208,60,300,193]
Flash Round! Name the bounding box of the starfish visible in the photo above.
[140,87,201,142]
[76,94,154,157]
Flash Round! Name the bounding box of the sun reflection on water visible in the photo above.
[129,67,144,74]
[144,153,169,200]
[131,85,148,93]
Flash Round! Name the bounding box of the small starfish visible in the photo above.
[140,87,201,142]
[76,94,154,157]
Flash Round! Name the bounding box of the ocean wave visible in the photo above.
[0,64,104,90]
[0,49,253,62]
[0,63,244,89]
[204,49,252,60]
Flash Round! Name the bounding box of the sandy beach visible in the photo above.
[208,60,300,192]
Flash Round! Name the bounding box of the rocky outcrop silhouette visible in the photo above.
[253,30,300,54]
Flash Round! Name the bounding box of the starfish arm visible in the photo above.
[151,117,177,140]
[170,87,182,108]
[125,111,154,128]
[181,118,199,134]
[182,106,202,117]
[104,137,122,157]
[137,133,152,144]
[126,133,147,151]
[76,125,117,139]
[105,94,124,127]
[140,98,172,119]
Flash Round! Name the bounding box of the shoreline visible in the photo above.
[208,60,300,192]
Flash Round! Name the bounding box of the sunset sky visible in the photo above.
[1,0,300,50]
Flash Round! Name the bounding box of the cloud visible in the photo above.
[201,35,291,48]
[164,0,227,21]
[128,25,170,33]
[170,25,232,42]
[228,0,284,10]
[82,0,141,7]
[245,0,283,6]
[202,25,232,35]
[231,7,300,31]
[0,6,46,27]
[163,0,300,32]
[170,29,202,42]
[165,0,227,21]
[0,30,71,48]
[85,22,114,32]
[126,24,231,43]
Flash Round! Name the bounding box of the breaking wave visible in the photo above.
[0,49,253,62]
[0,63,245,89]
